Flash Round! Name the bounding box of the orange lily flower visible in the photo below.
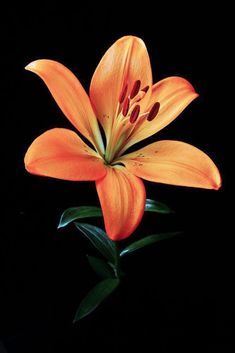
[24,36,221,241]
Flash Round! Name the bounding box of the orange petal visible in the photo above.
[96,166,146,240]
[25,60,104,155]
[119,140,221,189]
[24,128,106,181]
[124,77,198,152]
[90,36,152,140]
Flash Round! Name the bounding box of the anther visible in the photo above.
[147,102,160,121]
[122,97,130,116]
[129,105,140,123]
[141,85,149,93]
[119,84,128,104]
[130,80,141,99]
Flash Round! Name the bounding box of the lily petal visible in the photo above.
[25,128,106,181]
[96,166,146,240]
[119,140,221,189]
[123,77,198,152]
[25,60,104,154]
[90,36,152,141]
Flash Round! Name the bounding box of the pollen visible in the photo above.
[119,84,128,103]
[141,85,149,93]
[130,80,141,99]
[129,105,140,123]
[147,102,160,121]
[122,97,130,116]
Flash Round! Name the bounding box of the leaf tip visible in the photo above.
[73,317,80,324]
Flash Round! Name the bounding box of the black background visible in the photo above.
[1,3,233,352]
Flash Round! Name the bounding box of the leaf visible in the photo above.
[58,206,102,228]
[120,232,181,257]
[75,223,117,264]
[73,278,120,322]
[145,199,174,214]
[58,199,172,229]
[87,255,114,279]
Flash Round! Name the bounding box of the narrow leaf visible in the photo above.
[120,232,181,257]
[73,278,120,322]
[75,223,116,264]
[145,199,174,214]
[58,206,102,228]
[87,255,114,279]
[58,199,172,229]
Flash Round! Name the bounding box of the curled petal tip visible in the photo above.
[213,175,222,190]
[25,61,37,71]
[210,165,222,190]
[214,184,221,190]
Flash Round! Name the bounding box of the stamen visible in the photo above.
[130,80,141,99]
[133,91,145,103]
[141,85,149,93]
[129,105,140,123]
[147,102,160,121]
[122,97,130,116]
[119,84,128,104]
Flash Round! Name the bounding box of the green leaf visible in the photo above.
[58,206,102,228]
[87,255,114,279]
[145,199,174,214]
[73,278,120,322]
[58,199,172,229]
[75,223,117,264]
[120,232,181,257]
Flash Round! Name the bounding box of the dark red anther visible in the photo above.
[129,105,140,123]
[130,80,141,99]
[141,85,149,93]
[147,102,160,121]
[119,84,128,104]
[122,97,130,116]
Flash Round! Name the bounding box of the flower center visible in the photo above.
[104,79,160,164]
